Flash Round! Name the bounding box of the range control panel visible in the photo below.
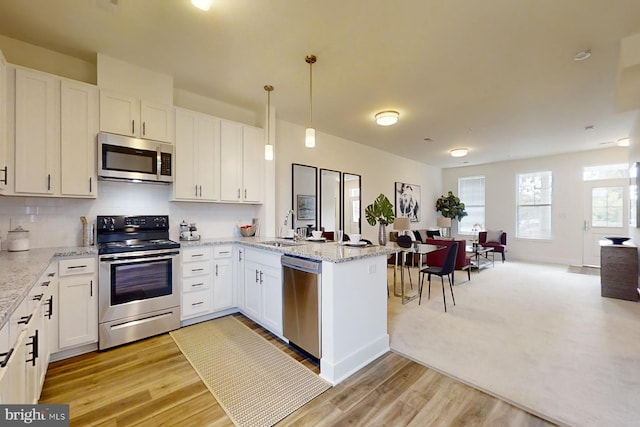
[97,215,169,232]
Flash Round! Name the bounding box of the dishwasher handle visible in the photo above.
[281,255,322,274]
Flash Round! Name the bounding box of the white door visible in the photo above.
[582,179,628,266]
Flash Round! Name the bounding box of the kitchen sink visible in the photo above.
[257,240,303,248]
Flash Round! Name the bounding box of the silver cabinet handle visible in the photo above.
[255,269,259,283]
[215,264,219,276]
[237,188,241,199]
[191,301,204,306]
[195,185,198,197]
[132,119,135,134]
[192,282,204,287]
[90,280,93,297]
[47,174,51,191]
[89,177,92,193]
[259,271,264,284]
[244,189,247,199]
[0,166,7,185]
[142,121,146,136]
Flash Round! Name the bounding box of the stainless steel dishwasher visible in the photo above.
[282,255,322,359]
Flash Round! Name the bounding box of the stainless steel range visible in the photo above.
[97,215,180,350]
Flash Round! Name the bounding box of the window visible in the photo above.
[517,171,552,239]
[583,164,628,181]
[458,176,485,234]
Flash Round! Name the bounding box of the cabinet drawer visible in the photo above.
[214,246,233,259]
[182,290,212,318]
[182,275,212,293]
[182,261,211,277]
[182,247,212,262]
[59,257,96,276]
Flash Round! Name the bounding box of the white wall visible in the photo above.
[628,112,640,244]
[442,147,628,265]
[275,120,442,244]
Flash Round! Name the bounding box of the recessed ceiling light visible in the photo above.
[191,0,212,11]
[574,49,591,61]
[450,148,468,158]
[375,111,399,126]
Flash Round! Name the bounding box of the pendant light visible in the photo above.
[305,54,317,148]
[264,85,274,161]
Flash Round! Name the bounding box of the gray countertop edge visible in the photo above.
[182,237,398,263]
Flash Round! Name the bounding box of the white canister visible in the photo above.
[7,226,30,252]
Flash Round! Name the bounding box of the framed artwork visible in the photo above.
[297,195,316,220]
[395,182,421,222]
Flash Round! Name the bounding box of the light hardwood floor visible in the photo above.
[40,313,554,427]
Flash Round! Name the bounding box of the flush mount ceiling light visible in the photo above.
[264,85,274,161]
[191,0,212,11]
[574,49,592,61]
[617,137,630,147]
[375,110,399,126]
[450,148,468,157]
[305,54,317,148]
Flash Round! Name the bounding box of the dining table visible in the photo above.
[389,241,445,305]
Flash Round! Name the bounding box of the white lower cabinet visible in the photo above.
[242,248,283,336]
[212,246,233,312]
[58,257,98,349]
[0,262,56,404]
[233,246,245,310]
[181,247,213,320]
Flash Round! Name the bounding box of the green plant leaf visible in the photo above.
[365,193,395,226]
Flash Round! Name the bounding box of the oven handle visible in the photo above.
[100,250,180,263]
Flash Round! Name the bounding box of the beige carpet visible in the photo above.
[170,316,331,427]
[388,261,640,427]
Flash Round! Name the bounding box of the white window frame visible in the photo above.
[458,176,485,235]
[516,171,553,239]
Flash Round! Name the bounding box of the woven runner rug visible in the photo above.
[170,316,331,427]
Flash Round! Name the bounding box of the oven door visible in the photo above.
[99,249,180,323]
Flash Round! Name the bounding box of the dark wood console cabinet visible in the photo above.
[600,244,639,301]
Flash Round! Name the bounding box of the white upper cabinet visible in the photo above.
[10,66,98,198]
[219,120,264,204]
[0,50,7,193]
[99,89,174,143]
[174,108,220,201]
[219,120,243,202]
[14,68,59,195]
[242,124,264,203]
[60,80,98,197]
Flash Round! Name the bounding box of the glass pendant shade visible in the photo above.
[264,144,274,160]
[305,127,316,148]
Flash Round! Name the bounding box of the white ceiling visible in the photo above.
[0,0,639,168]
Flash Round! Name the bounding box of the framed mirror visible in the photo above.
[320,169,341,234]
[343,172,361,234]
[291,163,318,232]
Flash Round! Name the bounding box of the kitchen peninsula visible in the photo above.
[1,237,396,391]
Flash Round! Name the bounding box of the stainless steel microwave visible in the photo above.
[98,132,173,183]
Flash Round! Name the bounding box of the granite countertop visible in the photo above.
[182,237,398,263]
[0,246,98,331]
[0,238,397,331]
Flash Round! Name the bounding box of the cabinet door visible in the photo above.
[242,125,264,203]
[58,274,98,349]
[15,68,59,194]
[6,329,27,404]
[60,80,98,197]
[243,260,261,321]
[140,100,174,143]
[219,120,242,202]
[196,114,220,200]
[233,247,245,310]
[261,265,283,335]
[0,50,7,193]
[174,109,198,199]
[99,90,139,137]
[213,258,233,312]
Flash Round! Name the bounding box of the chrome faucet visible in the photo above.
[283,209,295,227]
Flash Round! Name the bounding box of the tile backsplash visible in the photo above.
[0,181,261,249]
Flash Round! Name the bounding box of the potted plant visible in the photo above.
[365,193,395,245]
[435,191,467,235]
